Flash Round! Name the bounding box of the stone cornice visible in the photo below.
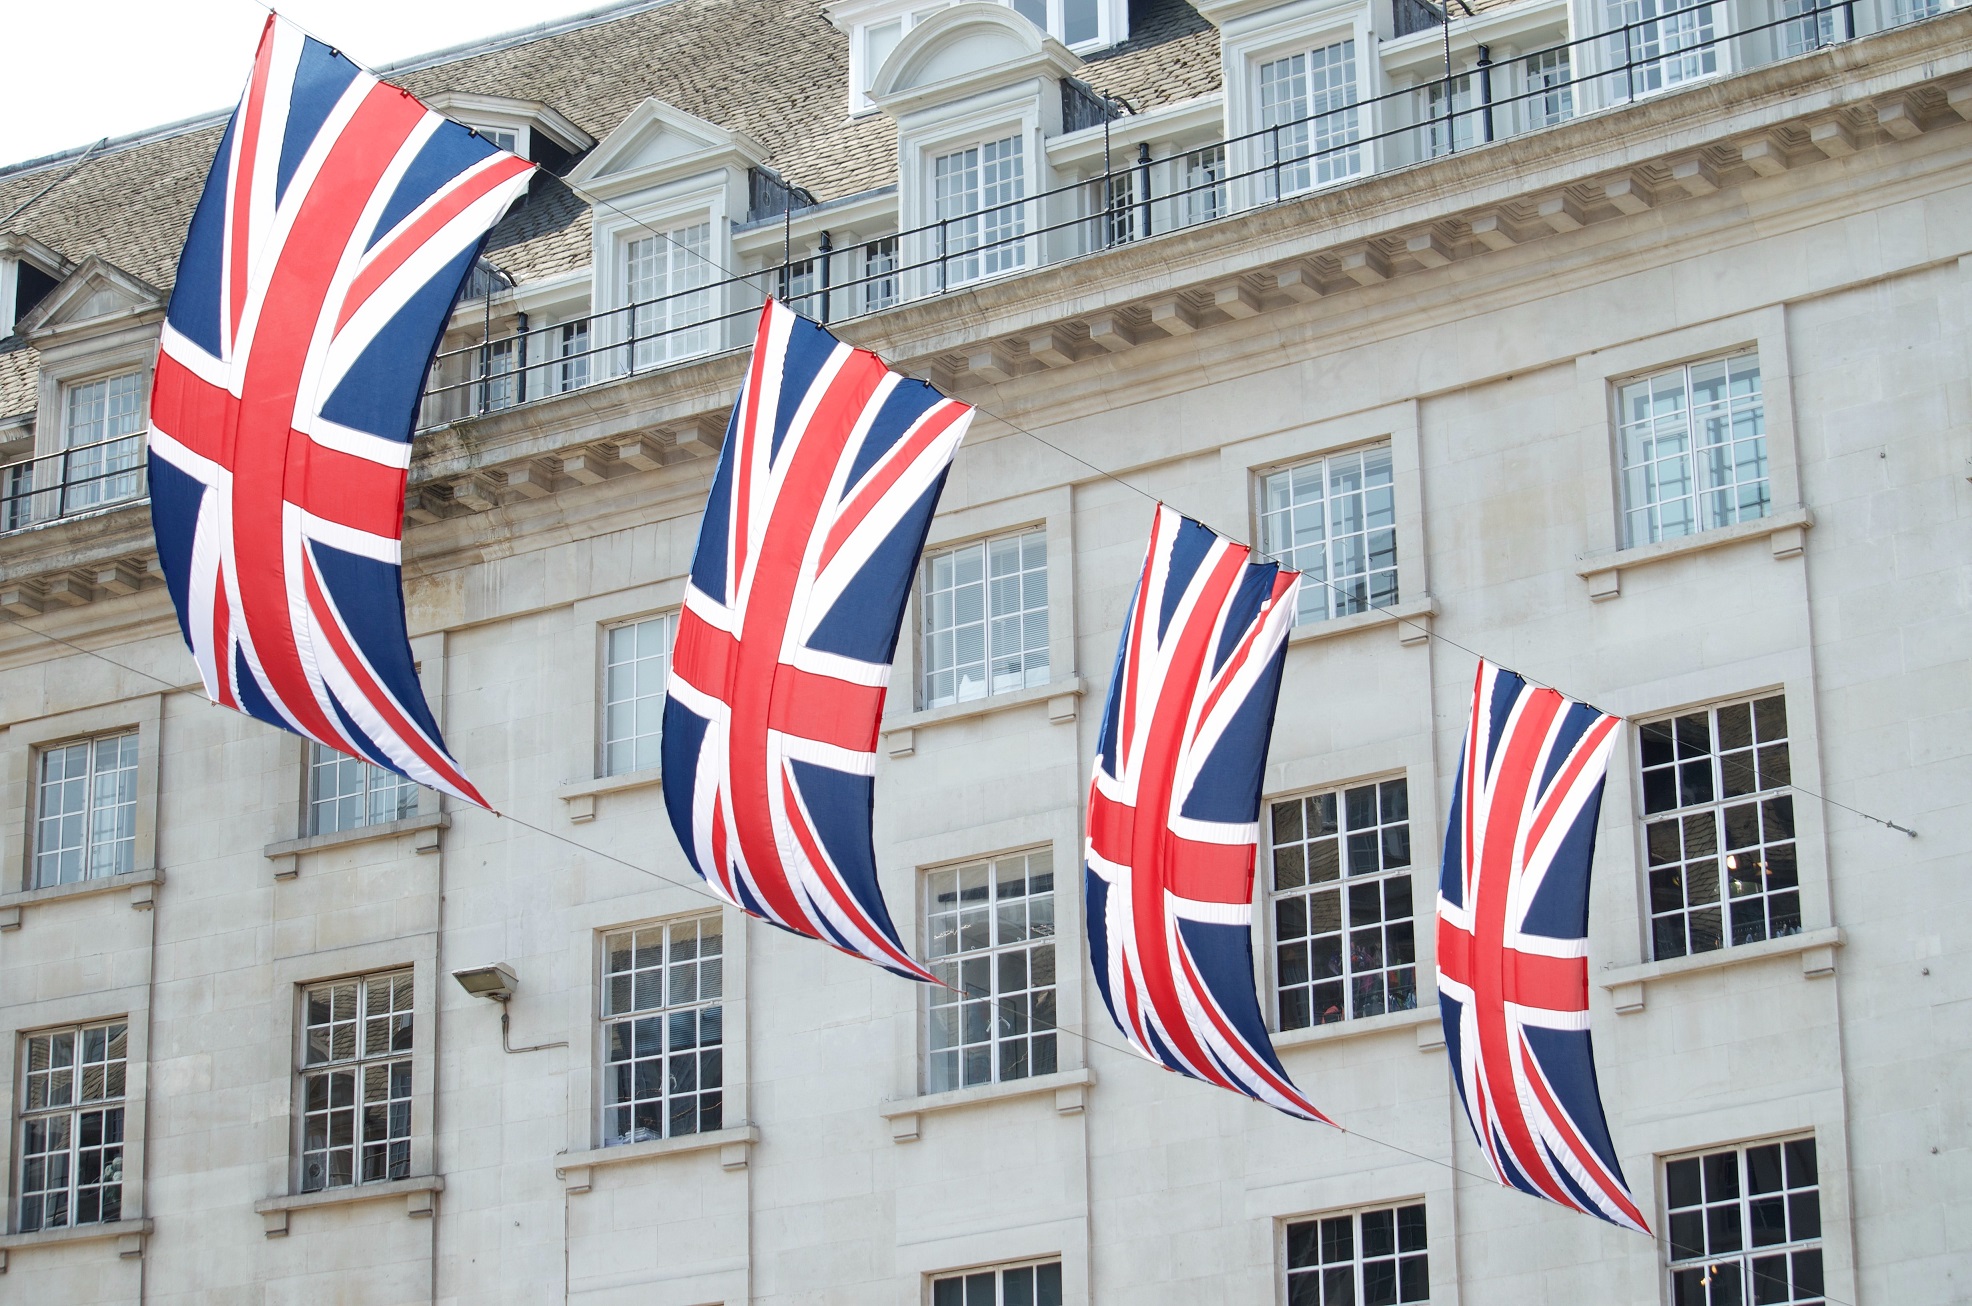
[0,18,1966,607]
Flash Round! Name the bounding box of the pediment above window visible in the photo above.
[871,3,1081,115]
[565,99,770,204]
[420,91,594,171]
[16,255,164,345]
[0,232,72,339]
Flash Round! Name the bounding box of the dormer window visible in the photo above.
[834,0,1125,114]
[933,136,1027,284]
[60,371,147,512]
[418,92,595,172]
[0,234,69,339]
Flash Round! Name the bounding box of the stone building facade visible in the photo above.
[0,0,1968,1301]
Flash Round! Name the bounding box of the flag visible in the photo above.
[663,300,973,980]
[147,15,531,808]
[1437,660,1649,1231]
[1085,505,1329,1122]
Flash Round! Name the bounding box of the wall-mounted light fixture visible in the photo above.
[451,962,518,1003]
[451,962,568,1056]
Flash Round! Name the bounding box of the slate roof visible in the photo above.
[4,0,1586,427]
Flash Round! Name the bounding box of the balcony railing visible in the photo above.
[1,433,148,535]
[0,0,1948,539]
[419,0,1944,432]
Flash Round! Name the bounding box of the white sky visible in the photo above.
[5,1,614,167]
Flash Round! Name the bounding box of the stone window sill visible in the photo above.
[254,1174,443,1236]
[557,765,662,824]
[1598,926,1843,1014]
[882,677,1084,759]
[1576,507,1813,601]
[879,1066,1093,1142]
[264,812,447,879]
[1272,1001,1444,1054]
[557,1124,758,1191]
[1285,596,1436,649]
[0,1217,152,1271]
[0,867,161,931]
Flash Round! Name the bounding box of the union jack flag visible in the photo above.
[663,301,973,980]
[1085,506,1329,1122]
[1437,660,1649,1231]
[147,17,531,808]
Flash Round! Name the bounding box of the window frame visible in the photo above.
[292,968,417,1195]
[600,610,679,779]
[928,1256,1066,1305]
[1227,402,1427,647]
[1636,691,1802,962]
[596,912,727,1147]
[30,729,141,890]
[3,697,162,896]
[1576,308,1804,572]
[920,846,1060,1095]
[1255,440,1401,629]
[1262,774,1421,1034]
[271,946,437,1199]
[894,486,1076,726]
[563,904,747,1163]
[303,740,422,839]
[916,526,1052,711]
[14,1018,132,1234]
[1230,16,1377,210]
[1279,1198,1432,1306]
[1661,1135,1826,1306]
[1614,350,1771,549]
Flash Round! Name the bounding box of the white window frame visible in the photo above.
[2,698,162,900]
[598,913,725,1146]
[601,611,678,778]
[305,741,421,838]
[1523,46,1576,129]
[1253,37,1366,201]
[55,369,147,513]
[1615,350,1771,548]
[1256,442,1400,628]
[31,729,140,889]
[620,220,718,369]
[1663,1135,1826,1306]
[15,1018,129,1234]
[294,969,415,1194]
[1637,691,1800,962]
[1281,1199,1431,1305]
[1574,308,1805,585]
[929,133,1030,289]
[922,848,1059,1094]
[929,1257,1065,1305]
[1264,776,1420,1033]
[917,526,1050,710]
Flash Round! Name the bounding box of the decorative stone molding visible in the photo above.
[264,812,448,880]
[0,1217,153,1271]
[880,1067,1094,1142]
[555,765,663,823]
[0,867,163,931]
[1575,507,1814,601]
[1599,927,1844,1015]
[255,1174,445,1236]
[556,1124,759,1192]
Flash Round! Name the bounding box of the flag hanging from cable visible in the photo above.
[1437,660,1649,1231]
[147,15,531,809]
[1085,505,1329,1122]
[663,300,973,980]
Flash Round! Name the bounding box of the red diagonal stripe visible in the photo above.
[336,152,533,332]
[817,399,966,572]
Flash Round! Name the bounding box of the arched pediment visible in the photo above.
[871,3,1079,105]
